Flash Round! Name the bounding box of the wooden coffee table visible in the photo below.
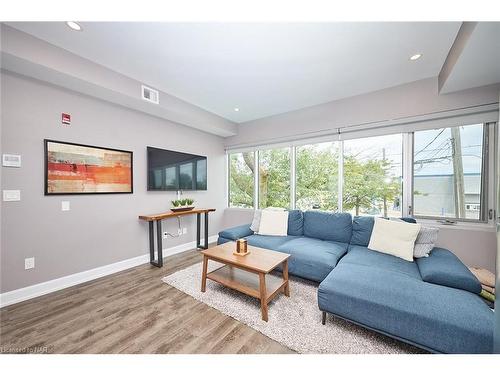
[200,242,290,322]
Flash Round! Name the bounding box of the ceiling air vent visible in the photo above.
[141,85,159,104]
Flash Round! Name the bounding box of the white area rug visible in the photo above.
[162,262,424,354]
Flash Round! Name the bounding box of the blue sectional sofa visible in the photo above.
[217,210,494,353]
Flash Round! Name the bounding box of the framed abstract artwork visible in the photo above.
[44,139,133,195]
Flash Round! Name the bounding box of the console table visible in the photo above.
[139,208,216,267]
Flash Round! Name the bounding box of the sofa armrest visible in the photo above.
[416,247,481,294]
[218,224,253,241]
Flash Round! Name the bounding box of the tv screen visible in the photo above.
[147,147,207,191]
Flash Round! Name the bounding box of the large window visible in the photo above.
[343,134,403,217]
[413,124,486,221]
[228,152,254,208]
[258,148,291,208]
[296,142,339,211]
[227,122,491,223]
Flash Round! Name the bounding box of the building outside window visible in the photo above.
[413,124,486,221]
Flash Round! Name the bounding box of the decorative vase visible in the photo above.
[234,238,249,256]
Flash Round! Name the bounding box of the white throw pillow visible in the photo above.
[250,207,284,233]
[250,209,262,232]
[258,210,289,236]
[368,218,421,262]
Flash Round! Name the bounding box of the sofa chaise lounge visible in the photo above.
[217,210,494,353]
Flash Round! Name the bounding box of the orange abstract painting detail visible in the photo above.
[45,141,133,194]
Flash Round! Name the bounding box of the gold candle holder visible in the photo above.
[234,238,249,256]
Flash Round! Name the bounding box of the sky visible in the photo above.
[414,124,483,176]
[343,124,483,177]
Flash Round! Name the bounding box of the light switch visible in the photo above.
[25,257,35,270]
[61,201,70,211]
[3,190,21,201]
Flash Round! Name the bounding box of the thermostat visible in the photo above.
[2,154,21,168]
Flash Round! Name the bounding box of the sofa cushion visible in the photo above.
[318,263,494,353]
[218,224,253,241]
[245,234,298,251]
[216,236,232,245]
[401,217,417,224]
[278,237,348,282]
[416,248,481,294]
[350,216,375,246]
[287,209,304,236]
[344,245,421,280]
[303,211,352,243]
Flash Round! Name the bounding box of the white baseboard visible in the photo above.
[0,235,218,308]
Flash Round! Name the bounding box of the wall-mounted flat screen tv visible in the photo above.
[147,147,207,191]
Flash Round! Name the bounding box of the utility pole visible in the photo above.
[451,127,466,218]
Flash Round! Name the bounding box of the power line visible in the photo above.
[415,129,446,156]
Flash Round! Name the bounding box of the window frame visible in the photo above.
[226,121,495,227]
[227,151,257,209]
[341,132,404,218]
[410,123,490,224]
[257,147,293,209]
[294,140,341,212]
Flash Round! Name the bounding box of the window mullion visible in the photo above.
[338,140,344,212]
[402,133,413,217]
[226,153,230,207]
[290,146,296,209]
[254,150,259,209]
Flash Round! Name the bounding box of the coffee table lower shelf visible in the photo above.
[202,263,289,321]
[207,265,287,303]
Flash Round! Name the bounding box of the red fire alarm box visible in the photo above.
[62,113,71,125]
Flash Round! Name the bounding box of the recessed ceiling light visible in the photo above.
[409,53,422,61]
[66,21,82,31]
[234,108,240,112]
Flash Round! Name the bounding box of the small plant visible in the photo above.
[171,198,194,208]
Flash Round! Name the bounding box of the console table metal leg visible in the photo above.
[149,219,163,267]
[196,213,201,248]
[156,219,163,267]
[204,211,209,249]
[196,212,209,250]
[149,221,155,264]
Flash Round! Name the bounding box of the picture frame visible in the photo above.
[44,139,133,195]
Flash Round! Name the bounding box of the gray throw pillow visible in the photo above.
[250,209,262,232]
[414,226,439,258]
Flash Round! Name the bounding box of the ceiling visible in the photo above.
[7,22,462,123]
[440,22,500,94]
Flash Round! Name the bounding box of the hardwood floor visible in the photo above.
[0,247,294,354]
